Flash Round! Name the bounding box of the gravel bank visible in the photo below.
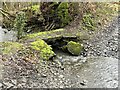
[82,16,119,59]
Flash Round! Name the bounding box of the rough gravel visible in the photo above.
[82,16,119,59]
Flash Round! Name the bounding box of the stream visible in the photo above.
[0,26,17,42]
[0,17,119,88]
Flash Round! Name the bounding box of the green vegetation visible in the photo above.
[22,28,64,41]
[13,12,27,39]
[80,2,118,31]
[56,2,72,27]
[30,39,55,60]
[21,4,41,17]
[30,5,40,12]
[0,42,23,55]
[82,14,96,31]
[40,2,79,30]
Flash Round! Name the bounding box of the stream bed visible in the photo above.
[0,16,119,88]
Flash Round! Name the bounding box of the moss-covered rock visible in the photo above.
[30,39,55,60]
[26,29,64,39]
[0,42,23,55]
[21,28,64,43]
[66,41,83,55]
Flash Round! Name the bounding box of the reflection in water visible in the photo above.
[0,26,17,42]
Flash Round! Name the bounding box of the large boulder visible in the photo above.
[30,39,55,60]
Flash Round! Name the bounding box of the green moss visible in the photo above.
[0,42,23,55]
[66,41,83,55]
[31,5,40,12]
[30,39,55,60]
[23,28,64,40]
[21,5,40,12]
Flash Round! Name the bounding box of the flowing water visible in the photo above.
[0,26,17,42]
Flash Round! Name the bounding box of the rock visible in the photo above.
[66,41,83,55]
[30,39,55,60]
[103,49,107,53]
[59,75,64,78]
[41,73,47,78]
[11,80,17,85]
[80,80,88,86]
[81,52,87,57]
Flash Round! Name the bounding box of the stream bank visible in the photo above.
[0,16,119,88]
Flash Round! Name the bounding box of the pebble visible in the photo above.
[41,73,47,78]
[82,52,87,57]
[103,49,107,53]
[96,51,101,56]
[80,80,88,86]
[11,79,17,85]
[59,75,64,78]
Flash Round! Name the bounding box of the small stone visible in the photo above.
[81,52,87,57]
[60,80,62,83]
[76,75,80,78]
[60,85,64,88]
[21,77,27,83]
[84,48,88,51]
[60,66,64,70]
[80,80,87,86]
[112,47,117,52]
[41,73,47,78]
[96,51,101,56]
[96,45,100,48]
[80,82,85,86]
[11,80,17,85]
[59,56,63,60]
[104,49,107,53]
[59,75,64,78]
[114,37,117,41]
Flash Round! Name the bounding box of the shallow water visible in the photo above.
[0,26,17,42]
[53,48,118,88]
[71,57,118,88]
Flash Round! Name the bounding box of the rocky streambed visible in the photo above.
[0,16,119,88]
